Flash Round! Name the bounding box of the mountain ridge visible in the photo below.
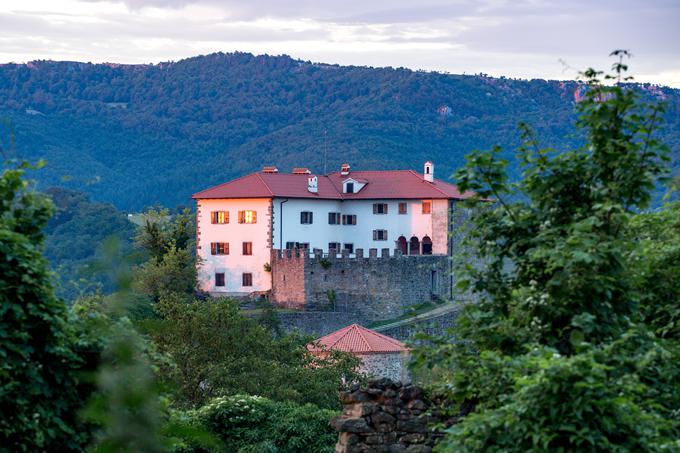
[1,52,678,210]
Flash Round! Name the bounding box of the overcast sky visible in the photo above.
[1,0,679,86]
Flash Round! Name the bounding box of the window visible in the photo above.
[238,210,257,224]
[210,242,229,255]
[422,201,432,214]
[373,230,388,241]
[242,273,253,287]
[242,242,253,255]
[342,214,357,225]
[343,243,354,253]
[215,273,225,287]
[398,203,407,214]
[328,212,341,224]
[422,236,433,255]
[300,211,313,224]
[211,211,229,224]
[328,242,341,251]
[345,182,354,193]
[373,203,388,214]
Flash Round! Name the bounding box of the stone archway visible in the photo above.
[397,236,408,255]
[422,236,433,255]
[409,236,420,255]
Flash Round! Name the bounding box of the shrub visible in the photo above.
[181,394,337,453]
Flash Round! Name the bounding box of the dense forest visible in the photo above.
[43,187,136,300]
[1,52,678,210]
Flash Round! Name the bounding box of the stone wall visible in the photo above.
[361,352,411,383]
[375,306,462,342]
[274,311,372,336]
[332,379,443,453]
[271,249,451,321]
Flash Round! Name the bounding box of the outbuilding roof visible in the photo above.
[192,168,474,200]
[307,324,409,355]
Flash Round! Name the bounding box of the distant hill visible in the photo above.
[1,52,678,210]
[43,187,136,301]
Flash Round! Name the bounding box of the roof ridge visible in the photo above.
[367,328,407,348]
[407,169,453,198]
[352,324,373,351]
[327,324,353,349]
[255,172,275,196]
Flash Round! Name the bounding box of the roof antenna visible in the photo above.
[323,129,328,175]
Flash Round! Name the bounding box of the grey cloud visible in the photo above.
[3,0,680,86]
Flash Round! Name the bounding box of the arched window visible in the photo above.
[397,236,408,255]
[409,236,420,255]
[422,236,433,255]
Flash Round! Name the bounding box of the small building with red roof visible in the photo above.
[308,324,411,382]
[192,161,475,300]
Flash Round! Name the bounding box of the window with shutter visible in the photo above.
[422,201,432,214]
[242,242,253,255]
[211,211,229,224]
[398,203,407,214]
[300,211,313,224]
[342,215,357,225]
[239,210,257,223]
[242,273,253,287]
[373,203,388,214]
[373,230,388,241]
[215,273,225,287]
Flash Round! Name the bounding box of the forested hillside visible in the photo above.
[44,187,136,300]
[1,52,678,209]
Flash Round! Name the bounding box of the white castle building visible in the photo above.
[192,162,473,296]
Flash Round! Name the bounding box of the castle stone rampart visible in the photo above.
[271,249,451,321]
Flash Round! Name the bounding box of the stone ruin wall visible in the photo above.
[270,248,451,321]
[331,378,444,453]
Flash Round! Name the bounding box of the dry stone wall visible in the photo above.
[331,378,443,453]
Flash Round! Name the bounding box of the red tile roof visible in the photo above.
[192,168,474,200]
[308,324,409,355]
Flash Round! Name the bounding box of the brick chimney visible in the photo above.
[262,166,279,173]
[292,167,311,174]
[424,161,434,183]
[340,163,350,176]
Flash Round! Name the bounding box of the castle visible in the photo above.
[192,162,474,318]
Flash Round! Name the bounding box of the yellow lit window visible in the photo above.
[238,210,257,224]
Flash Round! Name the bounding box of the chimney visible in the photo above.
[340,163,350,176]
[424,161,434,182]
[292,167,311,174]
[307,176,318,193]
[262,166,279,173]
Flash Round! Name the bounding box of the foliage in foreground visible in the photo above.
[0,163,93,451]
[412,53,680,451]
[173,394,337,453]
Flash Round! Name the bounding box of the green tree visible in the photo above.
[627,201,680,339]
[133,207,197,301]
[150,296,362,410]
[0,162,91,451]
[412,52,679,451]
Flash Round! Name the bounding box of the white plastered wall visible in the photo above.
[196,198,272,294]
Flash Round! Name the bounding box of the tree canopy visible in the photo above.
[412,52,680,451]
